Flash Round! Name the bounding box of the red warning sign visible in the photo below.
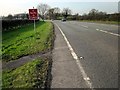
[29,9,38,20]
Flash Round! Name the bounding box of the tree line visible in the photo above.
[2,3,119,22]
[37,3,72,20]
[79,9,119,21]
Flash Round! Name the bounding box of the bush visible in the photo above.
[2,20,39,31]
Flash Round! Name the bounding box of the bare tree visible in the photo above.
[48,8,55,20]
[37,3,50,20]
[54,7,60,19]
[88,9,99,20]
[7,14,13,20]
[62,8,72,19]
[48,7,61,20]
[54,7,60,14]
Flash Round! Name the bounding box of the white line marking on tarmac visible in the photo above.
[55,23,94,90]
[96,29,99,31]
[96,29,120,37]
[81,25,88,28]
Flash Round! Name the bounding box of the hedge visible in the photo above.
[2,19,39,31]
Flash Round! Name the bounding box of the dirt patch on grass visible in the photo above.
[2,51,51,70]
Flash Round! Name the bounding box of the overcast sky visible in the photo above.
[0,0,119,16]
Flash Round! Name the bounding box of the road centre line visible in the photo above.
[81,25,88,28]
[55,23,94,89]
[96,29,120,37]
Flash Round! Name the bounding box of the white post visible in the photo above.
[34,19,35,31]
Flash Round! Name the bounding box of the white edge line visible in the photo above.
[55,23,94,90]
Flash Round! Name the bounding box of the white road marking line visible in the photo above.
[96,29,120,37]
[96,29,99,30]
[81,25,88,28]
[55,23,94,90]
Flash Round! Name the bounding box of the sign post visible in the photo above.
[29,8,38,31]
[34,19,35,31]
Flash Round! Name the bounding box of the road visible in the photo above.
[51,20,118,88]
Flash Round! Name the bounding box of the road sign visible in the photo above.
[29,9,38,20]
[29,8,38,31]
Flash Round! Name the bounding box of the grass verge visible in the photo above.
[2,58,49,88]
[2,21,53,62]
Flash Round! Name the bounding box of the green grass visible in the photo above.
[79,20,119,25]
[2,58,48,88]
[2,21,53,62]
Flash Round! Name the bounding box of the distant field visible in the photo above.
[2,21,53,62]
[2,58,48,88]
[79,20,119,25]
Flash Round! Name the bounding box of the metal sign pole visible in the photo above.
[34,19,35,31]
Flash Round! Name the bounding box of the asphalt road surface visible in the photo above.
[51,20,118,88]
